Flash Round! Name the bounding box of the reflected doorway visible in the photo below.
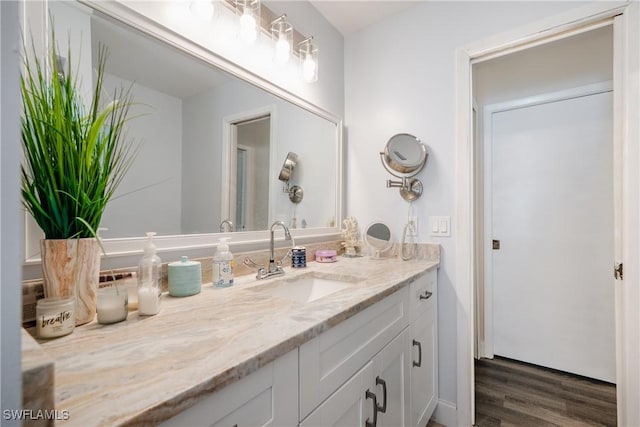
[229,115,270,232]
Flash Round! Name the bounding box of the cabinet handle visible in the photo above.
[365,389,378,427]
[375,376,387,413]
[412,339,422,367]
[419,291,433,300]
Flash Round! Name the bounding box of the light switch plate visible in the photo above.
[428,216,451,237]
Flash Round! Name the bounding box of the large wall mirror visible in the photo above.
[24,0,342,265]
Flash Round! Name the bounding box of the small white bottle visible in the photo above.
[137,232,162,315]
[212,237,234,288]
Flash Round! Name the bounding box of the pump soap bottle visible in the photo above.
[138,232,162,315]
[212,237,234,288]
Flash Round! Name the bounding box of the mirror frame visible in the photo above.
[22,0,343,268]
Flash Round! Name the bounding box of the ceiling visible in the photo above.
[308,1,418,36]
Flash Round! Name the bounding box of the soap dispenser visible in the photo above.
[137,232,162,315]
[212,237,234,288]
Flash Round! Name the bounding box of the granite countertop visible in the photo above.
[23,255,438,426]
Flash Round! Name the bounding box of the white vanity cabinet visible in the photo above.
[298,285,411,427]
[300,329,410,427]
[160,349,298,427]
[408,268,438,427]
[161,267,437,427]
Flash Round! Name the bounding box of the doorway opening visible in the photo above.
[456,3,640,426]
[229,114,271,232]
[471,22,616,425]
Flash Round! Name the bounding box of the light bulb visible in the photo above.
[189,1,214,21]
[302,56,317,82]
[274,37,290,65]
[239,13,257,43]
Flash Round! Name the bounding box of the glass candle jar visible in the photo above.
[97,286,128,324]
[36,296,75,339]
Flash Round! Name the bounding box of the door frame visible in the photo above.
[454,2,640,425]
[479,81,614,360]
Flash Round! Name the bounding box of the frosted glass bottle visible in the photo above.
[137,232,162,315]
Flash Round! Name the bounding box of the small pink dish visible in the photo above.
[316,249,337,263]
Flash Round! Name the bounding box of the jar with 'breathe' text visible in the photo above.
[36,296,75,339]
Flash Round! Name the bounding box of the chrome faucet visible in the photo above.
[219,219,234,232]
[243,220,293,280]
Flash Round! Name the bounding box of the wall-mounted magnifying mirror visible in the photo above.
[364,222,393,259]
[380,133,428,201]
[278,152,303,203]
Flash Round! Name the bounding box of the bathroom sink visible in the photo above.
[249,272,364,303]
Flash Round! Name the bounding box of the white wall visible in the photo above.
[48,1,93,105]
[101,74,183,238]
[344,0,593,408]
[1,0,22,421]
[181,78,336,233]
[474,25,613,106]
[273,101,336,229]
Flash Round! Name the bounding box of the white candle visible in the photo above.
[97,289,128,324]
[138,286,160,315]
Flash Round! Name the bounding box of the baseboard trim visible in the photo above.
[433,399,457,426]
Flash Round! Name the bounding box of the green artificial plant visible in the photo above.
[20,31,136,239]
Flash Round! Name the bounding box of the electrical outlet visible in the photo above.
[408,216,418,237]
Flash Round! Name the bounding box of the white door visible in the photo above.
[489,89,615,382]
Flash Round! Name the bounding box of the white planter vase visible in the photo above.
[40,238,101,326]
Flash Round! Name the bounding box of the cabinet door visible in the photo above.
[373,328,410,427]
[301,361,375,427]
[300,287,409,418]
[410,304,437,427]
[160,349,297,427]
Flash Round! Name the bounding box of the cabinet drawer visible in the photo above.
[160,349,297,427]
[299,287,409,419]
[409,268,436,321]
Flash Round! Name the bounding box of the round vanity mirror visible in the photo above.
[379,133,428,202]
[278,152,303,203]
[382,133,427,174]
[278,152,298,182]
[364,222,393,259]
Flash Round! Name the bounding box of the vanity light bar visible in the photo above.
[218,0,316,61]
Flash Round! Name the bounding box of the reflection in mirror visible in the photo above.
[229,115,271,232]
[278,152,304,204]
[39,1,338,243]
[364,222,393,259]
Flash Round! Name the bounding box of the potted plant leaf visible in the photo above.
[21,30,136,325]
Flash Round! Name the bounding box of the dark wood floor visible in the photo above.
[475,356,616,427]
